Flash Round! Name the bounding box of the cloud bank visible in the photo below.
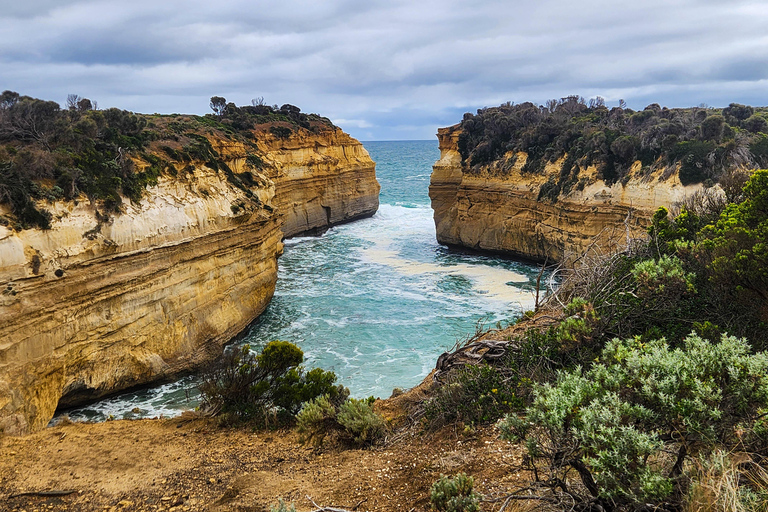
[2,0,767,139]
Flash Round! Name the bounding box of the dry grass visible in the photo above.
[685,450,768,512]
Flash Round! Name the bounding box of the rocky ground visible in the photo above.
[0,405,529,512]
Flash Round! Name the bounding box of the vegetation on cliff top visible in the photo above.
[199,340,388,448]
[456,96,768,197]
[0,91,335,230]
[418,170,768,511]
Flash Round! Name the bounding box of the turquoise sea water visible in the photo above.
[58,140,545,422]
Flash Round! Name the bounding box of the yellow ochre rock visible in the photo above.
[0,127,379,434]
[429,125,702,264]
[257,127,379,237]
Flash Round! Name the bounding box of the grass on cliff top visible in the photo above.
[0,91,335,230]
[456,96,768,199]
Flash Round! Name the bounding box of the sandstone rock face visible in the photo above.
[0,125,379,435]
[429,125,702,263]
[256,128,379,237]
[0,166,282,435]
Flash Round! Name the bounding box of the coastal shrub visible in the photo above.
[673,140,715,185]
[744,115,768,134]
[198,341,345,426]
[0,160,52,229]
[336,397,387,445]
[699,169,768,304]
[422,363,521,430]
[430,473,481,512]
[631,254,696,298]
[269,499,296,512]
[456,98,768,187]
[296,394,337,445]
[297,395,385,447]
[498,333,768,509]
[270,125,292,138]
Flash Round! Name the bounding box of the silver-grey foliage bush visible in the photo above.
[498,332,768,508]
[430,473,481,512]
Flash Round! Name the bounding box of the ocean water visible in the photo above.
[57,140,546,422]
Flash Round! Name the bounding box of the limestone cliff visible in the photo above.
[430,125,702,263]
[0,163,282,435]
[255,128,379,237]
[0,114,379,434]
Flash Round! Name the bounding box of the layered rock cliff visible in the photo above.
[0,163,282,435]
[0,108,379,434]
[430,125,702,263]
[256,128,379,237]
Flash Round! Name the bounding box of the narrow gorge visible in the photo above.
[0,106,378,435]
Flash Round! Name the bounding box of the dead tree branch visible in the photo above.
[307,494,355,512]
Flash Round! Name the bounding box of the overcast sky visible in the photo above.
[2,0,767,140]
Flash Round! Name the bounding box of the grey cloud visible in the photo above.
[2,0,768,140]
[712,58,768,82]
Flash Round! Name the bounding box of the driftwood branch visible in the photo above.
[434,339,512,382]
[8,490,76,499]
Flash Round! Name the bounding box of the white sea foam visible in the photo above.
[55,141,548,421]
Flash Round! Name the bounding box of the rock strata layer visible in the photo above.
[0,127,379,434]
[0,165,282,434]
[258,128,379,237]
[429,125,702,263]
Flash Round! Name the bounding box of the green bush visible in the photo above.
[269,125,292,138]
[269,499,296,512]
[198,341,345,426]
[423,363,521,430]
[673,140,716,185]
[498,332,768,509]
[337,397,386,445]
[456,98,768,187]
[700,169,768,302]
[430,473,481,512]
[296,394,338,446]
[297,395,385,447]
[631,254,696,297]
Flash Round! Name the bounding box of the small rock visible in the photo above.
[117,500,134,507]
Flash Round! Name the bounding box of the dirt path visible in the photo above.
[0,415,526,512]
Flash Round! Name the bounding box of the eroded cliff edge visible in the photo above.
[0,101,379,434]
[0,166,282,435]
[429,125,701,263]
[258,128,379,237]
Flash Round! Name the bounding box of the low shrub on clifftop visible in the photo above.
[297,394,386,447]
[457,97,768,190]
[498,333,768,510]
[430,473,482,512]
[198,341,345,426]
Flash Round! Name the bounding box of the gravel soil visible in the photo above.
[0,408,528,512]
